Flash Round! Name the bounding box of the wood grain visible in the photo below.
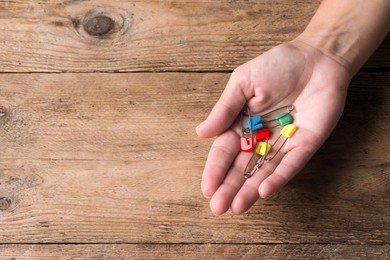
[0,72,389,244]
[1,0,389,257]
[0,244,389,259]
[2,0,387,73]
[0,0,357,72]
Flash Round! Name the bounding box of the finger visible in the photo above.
[259,147,314,198]
[201,129,241,198]
[196,71,250,138]
[209,151,251,215]
[230,151,284,215]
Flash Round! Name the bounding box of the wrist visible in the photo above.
[295,0,390,76]
[295,28,358,75]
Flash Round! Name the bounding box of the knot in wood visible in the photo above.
[0,197,12,211]
[83,15,115,36]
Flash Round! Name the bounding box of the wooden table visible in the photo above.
[1,1,389,259]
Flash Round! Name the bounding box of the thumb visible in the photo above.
[196,72,249,138]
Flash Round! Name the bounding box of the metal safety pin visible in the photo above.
[240,106,255,152]
[247,105,295,131]
[263,105,295,118]
[243,128,271,178]
[244,141,272,179]
[265,124,297,162]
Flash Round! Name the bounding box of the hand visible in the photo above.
[196,39,353,215]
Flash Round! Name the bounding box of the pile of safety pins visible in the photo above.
[240,105,297,179]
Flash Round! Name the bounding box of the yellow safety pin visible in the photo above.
[265,124,297,162]
[244,141,272,179]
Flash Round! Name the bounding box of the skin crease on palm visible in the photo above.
[196,39,353,215]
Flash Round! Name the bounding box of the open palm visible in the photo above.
[196,40,352,215]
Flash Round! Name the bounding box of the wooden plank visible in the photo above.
[1,0,387,73]
[0,244,389,259]
[0,0,316,72]
[365,35,390,68]
[0,72,389,244]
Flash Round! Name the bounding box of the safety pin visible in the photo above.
[247,105,295,131]
[244,141,272,179]
[240,106,255,152]
[243,128,271,178]
[263,112,294,128]
[265,124,297,162]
